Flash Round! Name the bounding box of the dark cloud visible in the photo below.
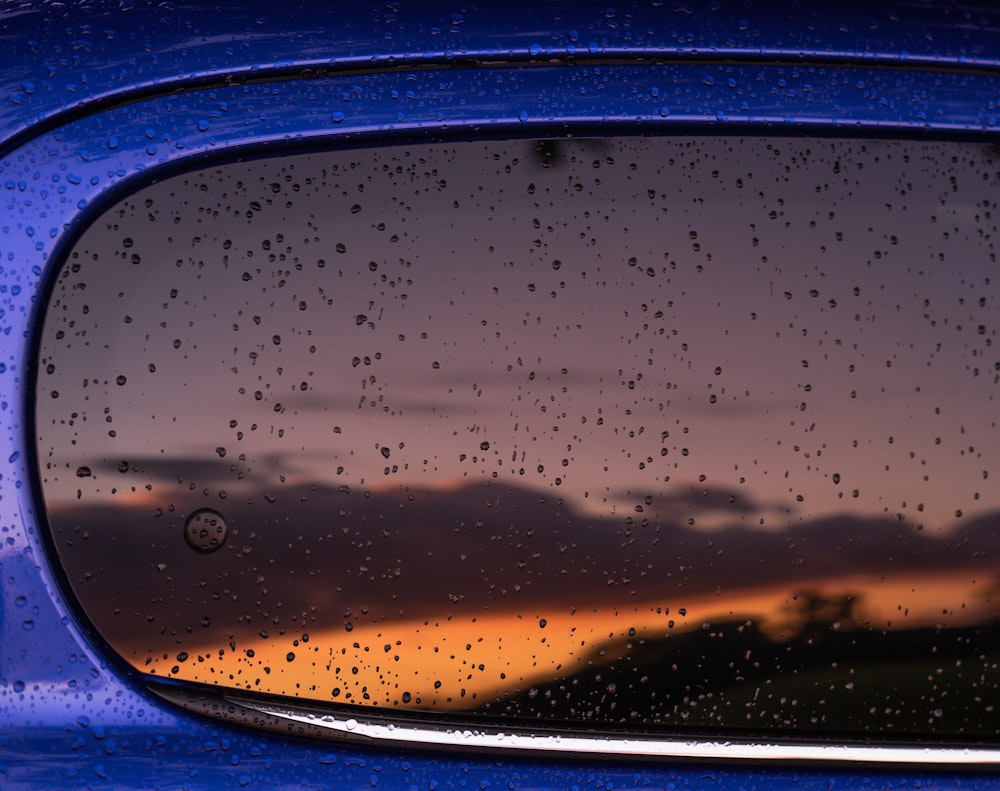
[45,475,1000,652]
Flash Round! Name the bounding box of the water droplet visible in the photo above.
[76,466,92,478]
[183,508,228,553]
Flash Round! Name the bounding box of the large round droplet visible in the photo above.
[183,508,228,553]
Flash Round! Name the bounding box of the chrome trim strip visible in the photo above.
[234,696,1000,765]
[150,685,1000,765]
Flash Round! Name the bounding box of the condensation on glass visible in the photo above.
[36,137,1000,741]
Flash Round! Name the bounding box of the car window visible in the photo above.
[35,135,1000,741]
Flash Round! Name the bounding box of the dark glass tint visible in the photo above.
[36,137,1000,739]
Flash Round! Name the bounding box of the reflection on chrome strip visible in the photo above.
[151,684,1000,765]
[235,700,1000,765]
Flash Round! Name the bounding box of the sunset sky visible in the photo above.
[34,136,1000,728]
[39,136,999,532]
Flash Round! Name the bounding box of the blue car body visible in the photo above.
[2,1,1000,787]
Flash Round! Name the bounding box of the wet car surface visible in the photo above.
[3,2,1000,788]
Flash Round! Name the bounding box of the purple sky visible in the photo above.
[38,136,999,535]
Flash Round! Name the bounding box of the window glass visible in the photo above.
[37,137,1000,738]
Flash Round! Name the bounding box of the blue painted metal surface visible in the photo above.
[1,1,999,787]
[3,0,1000,152]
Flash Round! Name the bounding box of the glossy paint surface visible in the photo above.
[3,1,1000,788]
[3,0,1000,150]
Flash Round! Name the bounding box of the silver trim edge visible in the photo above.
[148,684,1000,765]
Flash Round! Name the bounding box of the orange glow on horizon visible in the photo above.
[138,567,998,711]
